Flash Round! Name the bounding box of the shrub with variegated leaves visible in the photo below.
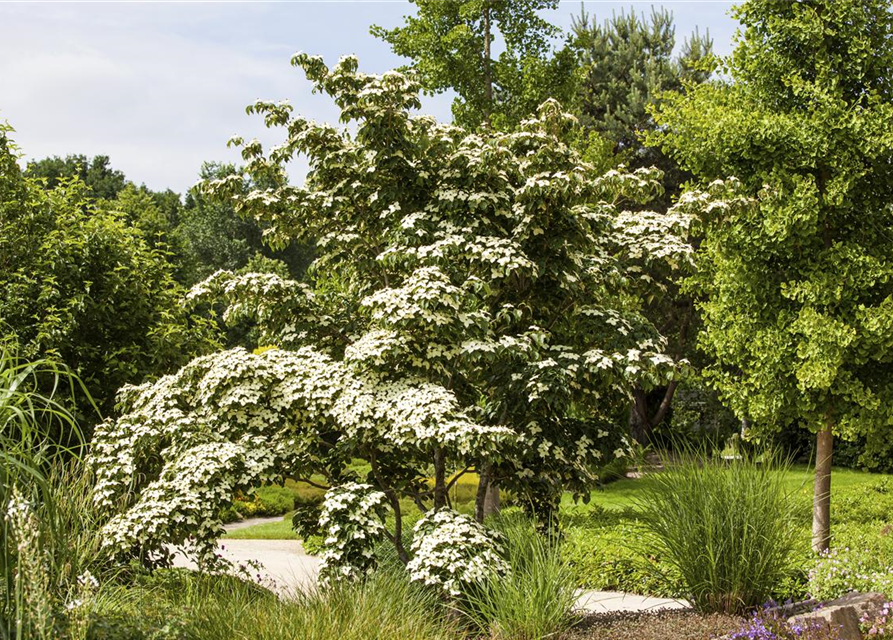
[317,483,389,587]
[91,53,693,577]
[407,509,508,597]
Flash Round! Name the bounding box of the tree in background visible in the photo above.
[649,0,893,552]
[26,153,127,201]
[572,7,712,190]
[571,8,714,445]
[371,0,577,130]
[176,162,314,286]
[0,123,219,425]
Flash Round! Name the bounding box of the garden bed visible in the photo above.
[568,610,744,640]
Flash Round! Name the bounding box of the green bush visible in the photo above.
[634,449,798,614]
[561,507,685,597]
[460,514,578,640]
[221,485,297,523]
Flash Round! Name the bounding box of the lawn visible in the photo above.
[226,463,893,602]
[230,465,891,538]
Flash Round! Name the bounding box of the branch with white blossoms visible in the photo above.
[91,346,511,566]
[407,509,508,597]
[317,482,389,587]
[186,270,319,347]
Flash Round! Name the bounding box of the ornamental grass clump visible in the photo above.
[0,350,110,640]
[92,566,456,640]
[635,448,798,614]
[460,513,579,640]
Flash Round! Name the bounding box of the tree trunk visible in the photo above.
[483,480,500,517]
[433,447,447,510]
[812,421,833,553]
[482,2,492,126]
[629,381,680,445]
[474,463,490,523]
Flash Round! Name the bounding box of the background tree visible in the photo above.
[25,153,127,201]
[371,0,577,130]
[572,7,712,192]
[175,162,313,286]
[572,7,714,445]
[0,124,219,425]
[649,0,893,552]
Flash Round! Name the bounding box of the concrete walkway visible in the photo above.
[171,539,320,597]
[574,590,687,613]
[173,534,688,612]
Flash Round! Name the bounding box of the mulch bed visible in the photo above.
[567,609,744,640]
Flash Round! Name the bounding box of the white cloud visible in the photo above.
[0,2,733,194]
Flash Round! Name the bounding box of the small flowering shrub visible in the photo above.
[407,509,508,597]
[862,601,893,638]
[317,483,389,587]
[729,606,840,640]
[809,547,893,601]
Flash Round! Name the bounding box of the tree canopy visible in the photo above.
[372,0,577,130]
[0,123,219,423]
[572,7,713,192]
[648,0,893,550]
[91,54,692,573]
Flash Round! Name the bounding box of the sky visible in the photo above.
[0,1,739,194]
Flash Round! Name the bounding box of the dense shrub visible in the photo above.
[220,485,298,523]
[634,450,798,613]
[561,507,685,597]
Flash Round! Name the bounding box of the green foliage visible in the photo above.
[98,184,180,250]
[562,506,684,597]
[220,485,297,523]
[572,7,713,191]
[0,126,219,420]
[459,514,578,640]
[809,532,893,600]
[634,450,799,614]
[25,154,127,201]
[833,477,893,525]
[90,567,456,640]
[648,0,893,465]
[371,0,577,130]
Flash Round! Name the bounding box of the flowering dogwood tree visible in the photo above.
[91,54,692,573]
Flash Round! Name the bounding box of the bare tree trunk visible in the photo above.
[812,421,833,553]
[433,447,447,510]
[482,2,492,126]
[483,480,500,517]
[474,463,490,523]
[630,381,680,445]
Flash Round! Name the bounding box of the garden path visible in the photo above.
[173,530,689,613]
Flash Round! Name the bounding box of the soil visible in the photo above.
[567,609,744,640]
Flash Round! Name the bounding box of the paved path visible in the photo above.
[574,590,687,613]
[171,539,320,597]
[173,534,688,612]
